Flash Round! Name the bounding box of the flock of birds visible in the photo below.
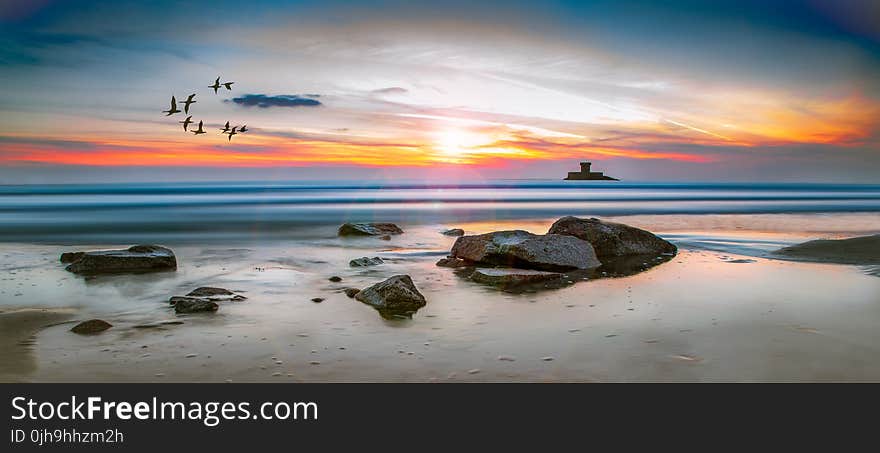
[162,77,248,140]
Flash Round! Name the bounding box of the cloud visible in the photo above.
[372,87,408,94]
[230,94,322,108]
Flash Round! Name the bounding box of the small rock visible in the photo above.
[435,256,472,268]
[343,287,360,298]
[173,297,219,314]
[540,356,555,362]
[467,369,481,374]
[349,256,384,267]
[311,297,324,303]
[328,276,343,282]
[442,228,465,236]
[70,319,112,334]
[470,268,564,288]
[338,222,404,236]
[380,235,392,241]
[355,274,427,316]
[497,355,516,362]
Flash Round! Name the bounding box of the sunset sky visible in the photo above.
[1,0,879,183]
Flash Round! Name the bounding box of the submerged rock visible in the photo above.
[343,288,361,298]
[774,234,880,265]
[355,275,426,318]
[450,230,600,271]
[63,245,177,275]
[548,216,676,258]
[350,256,384,267]
[338,223,404,236]
[172,297,219,314]
[185,287,246,301]
[70,319,112,334]
[470,268,565,287]
[442,228,465,236]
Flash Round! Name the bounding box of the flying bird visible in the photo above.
[225,126,238,141]
[191,120,206,135]
[182,94,196,114]
[239,125,248,133]
[223,81,234,90]
[179,115,193,131]
[209,77,221,94]
[220,121,230,133]
[162,96,181,116]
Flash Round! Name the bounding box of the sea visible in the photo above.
[1,180,879,244]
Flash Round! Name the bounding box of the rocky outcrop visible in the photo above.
[338,223,404,236]
[449,230,600,271]
[442,228,465,236]
[70,319,112,334]
[350,256,384,267]
[355,275,426,317]
[63,245,177,275]
[548,217,676,258]
[171,297,219,314]
[470,268,564,287]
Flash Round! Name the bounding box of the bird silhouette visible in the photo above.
[225,126,238,141]
[239,125,248,133]
[223,81,234,90]
[220,121,230,133]
[179,115,193,131]
[209,77,221,94]
[182,94,196,114]
[162,96,181,116]
[191,120,206,135]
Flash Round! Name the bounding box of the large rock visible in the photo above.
[338,223,404,236]
[449,230,600,271]
[774,234,880,265]
[63,245,177,275]
[470,268,564,287]
[548,217,676,258]
[355,275,426,316]
[70,319,112,334]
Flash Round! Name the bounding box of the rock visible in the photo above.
[185,287,246,300]
[470,268,564,288]
[355,275,426,317]
[338,223,404,236]
[172,297,219,314]
[435,256,472,268]
[70,319,112,334]
[442,228,465,236]
[773,234,880,265]
[60,251,85,263]
[380,235,392,241]
[344,288,361,298]
[328,276,343,282]
[450,230,600,271]
[548,216,676,258]
[311,297,324,303]
[350,256,384,267]
[63,245,177,275]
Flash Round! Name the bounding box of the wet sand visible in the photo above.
[2,214,879,382]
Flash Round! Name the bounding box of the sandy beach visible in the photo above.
[3,213,879,383]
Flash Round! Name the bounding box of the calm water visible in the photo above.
[1,181,879,243]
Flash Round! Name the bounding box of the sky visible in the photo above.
[0,0,878,183]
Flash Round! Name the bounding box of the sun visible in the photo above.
[434,129,488,158]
